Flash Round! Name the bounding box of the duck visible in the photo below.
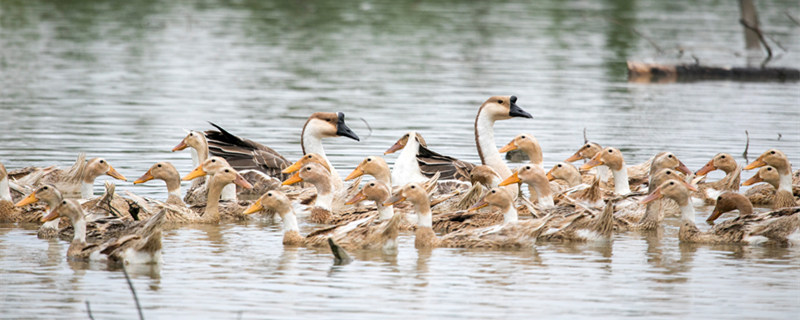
[473,95,533,198]
[15,154,128,199]
[41,198,167,264]
[498,133,543,167]
[282,162,369,225]
[386,183,550,249]
[744,149,794,206]
[0,163,23,222]
[544,162,602,206]
[384,131,475,186]
[693,152,741,205]
[565,142,656,186]
[179,166,253,223]
[133,162,185,207]
[243,190,403,251]
[13,184,64,236]
[345,156,392,185]
[345,180,396,222]
[743,166,798,209]
[579,147,636,195]
[172,130,209,182]
[613,168,692,232]
[182,157,275,206]
[643,180,800,245]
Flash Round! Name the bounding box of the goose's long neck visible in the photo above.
[393,138,424,186]
[206,182,224,222]
[475,111,516,197]
[377,202,394,221]
[502,206,518,223]
[611,165,631,195]
[302,130,341,187]
[415,201,433,228]
[0,177,10,201]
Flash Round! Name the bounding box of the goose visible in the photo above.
[243,190,403,251]
[693,153,741,205]
[474,95,533,198]
[642,180,800,245]
[743,166,798,209]
[384,131,475,185]
[385,183,549,249]
[41,198,166,264]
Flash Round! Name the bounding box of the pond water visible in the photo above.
[1,0,799,318]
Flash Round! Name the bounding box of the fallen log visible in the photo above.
[627,61,800,83]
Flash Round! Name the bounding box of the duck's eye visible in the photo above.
[491,190,496,194]
[211,159,216,162]
[366,158,372,162]
[669,181,675,185]
[189,133,194,136]
[267,193,272,197]
[43,186,48,190]
[557,164,562,168]
[584,144,590,148]
[520,136,526,139]
[717,196,722,201]
[224,169,230,173]
[608,149,613,153]
[369,183,375,186]
[770,150,776,154]
[525,166,531,170]
[720,155,726,159]
[99,160,105,163]
[666,171,671,175]
[767,167,773,171]
[307,155,313,159]
[668,154,673,158]
[157,164,162,168]
[62,200,67,204]
[497,100,503,104]
[410,185,416,189]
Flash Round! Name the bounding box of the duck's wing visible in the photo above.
[205,122,290,179]
[416,145,475,182]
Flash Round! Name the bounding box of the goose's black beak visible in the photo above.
[507,96,532,119]
[336,112,360,141]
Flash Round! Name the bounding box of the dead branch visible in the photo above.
[86,301,95,320]
[787,13,800,26]
[743,130,750,162]
[583,128,588,144]
[739,19,773,68]
[122,266,145,320]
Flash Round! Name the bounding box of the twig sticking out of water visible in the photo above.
[739,19,773,69]
[583,128,588,144]
[743,130,750,163]
[328,238,353,266]
[787,13,800,26]
[86,301,95,320]
[122,266,145,320]
[777,133,782,141]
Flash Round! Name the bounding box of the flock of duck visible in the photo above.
[1,95,799,265]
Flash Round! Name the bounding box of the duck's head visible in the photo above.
[182,156,230,180]
[346,180,391,205]
[565,142,603,162]
[498,133,539,153]
[652,152,691,175]
[209,166,253,190]
[282,153,331,174]
[385,131,427,155]
[650,168,688,187]
[743,165,780,188]
[85,158,127,182]
[707,192,753,222]
[641,179,697,206]
[500,164,548,191]
[16,184,62,207]
[385,183,428,207]
[479,95,532,121]
[304,112,360,141]
[41,199,83,223]
[546,162,580,182]
[696,153,737,176]
[283,162,331,186]
[172,130,207,152]
[745,149,790,174]
[346,156,389,180]
[581,147,625,171]
[135,162,180,184]
[470,187,513,211]
[244,190,292,216]
[470,165,501,187]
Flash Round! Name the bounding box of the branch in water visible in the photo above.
[739,19,773,69]
[742,130,750,162]
[122,266,145,320]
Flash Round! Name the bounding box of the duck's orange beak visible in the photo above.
[498,141,518,153]
[695,159,716,176]
[546,167,556,181]
[682,180,698,192]
[182,165,207,181]
[706,206,725,223]
[565,151,583,162]
[345,163,365,181]
[345,190,367,205]
[580,153,604,171]
[234,173,253,189]
[243,199,263,215]
[172,139,188,152]
[384,194,406,206]
[468,198,489,211]
[676,161,692,176]
[106,166,127,181]
[744,156,767,170]
[133,169,154,184]
[282,159,304,174]
[41,209,60,222]
[742,174,763,186]
[282,171,303,186]
[384,141,405,155]
[640,187,663,204]
[15,192,38,207]
[499,172,521,187]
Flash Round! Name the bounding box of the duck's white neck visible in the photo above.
[73,218,87,244]
[595,165,610,182]
[220,183,237,201]
[80,182,93,199]
[679,202,696,224]
[475,112,517,197]
[611,166,631,195]
[377,203,394,221]
[392,137,427,186]
[502,206,518,223]
[302,131,341,188]
[415,202,432,228]
[281,210,300,232]
[538,195,555,208]
[315,191,334,211]
[0,177,10,201]
[779,172,792,193]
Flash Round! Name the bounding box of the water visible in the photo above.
[1,0,799,318]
